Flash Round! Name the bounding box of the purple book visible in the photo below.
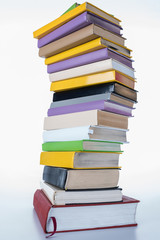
[38,12,122,48]
[47,48,133,73]
[47,100,133,117]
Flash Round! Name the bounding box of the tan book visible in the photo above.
[40,181,122,205]
[39,24,126,58]
[44,110,128,130]
[43,166,120,190]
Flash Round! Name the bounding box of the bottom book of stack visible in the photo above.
[33,187,139,235]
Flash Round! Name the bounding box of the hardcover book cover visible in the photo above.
[52,82,137,102]
[47,48,133,73]
[33,190,139,235]
[38,12,123,48]
[39,24,126,58]
[49,58,135,81]
[45,38,131,65]
[33,2,122,39]
[50,70,135,92]
[47,100,133,117]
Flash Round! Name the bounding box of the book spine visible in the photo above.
[43,166,68,189]
[40,152,75,168]
[33,189,52,233]
[42,141,83,151]
[43,126,91,142]
[38,12,89,48]
[47,48,110,73]
[33,3,86,38]
[51,71,130,92]
[43,110,98,130]
[52,83,115,101]
[47,100,132,117]
[47,48,132,74]
[50,94,108,108]
[49,60,113,82]
[45,38,102,65]
[47,100,105,116]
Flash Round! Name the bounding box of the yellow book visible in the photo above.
[33,2,121,39]
[50,70,136,92]
[40,151,121,169]
[45,38,131,65]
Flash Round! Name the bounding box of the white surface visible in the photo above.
[0,0,160,239]
[0,184,160,239]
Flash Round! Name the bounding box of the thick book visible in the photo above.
[40,151,121,169]
[47,48,133,73]
[44,110,129,130]
[49,58,134,82]
[40,181,122,205]
[43,125,127,143]
[33,2,122,39]
[33,190,139,235]
[47,100,134,117]
[42,140,123,152]
[42,166,120,190]
[50,70,135,92]
[39,24,126,58]
[38,12,123,48]
[45,38,131,65]
[53,82,137,102]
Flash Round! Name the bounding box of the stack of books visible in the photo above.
[33,2,139,237]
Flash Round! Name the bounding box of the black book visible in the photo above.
[43,166,120,190]
[53,82,137,102]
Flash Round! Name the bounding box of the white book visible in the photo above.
[40,181,122,205]
[46,199,138,232]
[43,125,128,143]
[49,58,135,82]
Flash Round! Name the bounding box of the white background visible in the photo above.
[0,0,160,239]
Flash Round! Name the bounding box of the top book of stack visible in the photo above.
[33,2,122,39]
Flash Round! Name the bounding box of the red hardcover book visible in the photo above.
[33,189,139,237]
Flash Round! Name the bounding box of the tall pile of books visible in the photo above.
[33,2,139,237]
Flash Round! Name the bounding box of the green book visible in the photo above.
[61,3,80,16]
[42,140,123,152]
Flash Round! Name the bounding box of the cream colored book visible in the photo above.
[44,110,128,130]
[40,181,122,205]
[49,58,135,82]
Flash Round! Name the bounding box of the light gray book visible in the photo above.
[50,93,134,108]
